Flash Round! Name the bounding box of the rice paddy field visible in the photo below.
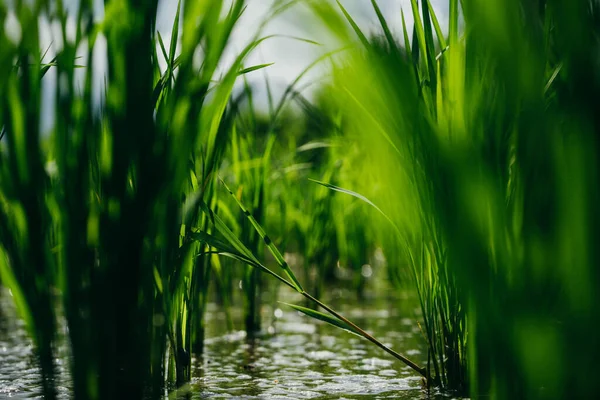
[1,0,599,399]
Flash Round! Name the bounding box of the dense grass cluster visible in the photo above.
[310,0,600,397]
[1,0,599,399]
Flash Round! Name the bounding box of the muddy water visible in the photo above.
[0,286,446,399]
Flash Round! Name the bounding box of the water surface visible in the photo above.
[0,286,445,399]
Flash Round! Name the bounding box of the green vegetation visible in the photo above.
[1,0,600,399]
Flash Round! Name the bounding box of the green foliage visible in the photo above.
[0,0,271,397]
[2,1,599,399]
[308,0,600,398]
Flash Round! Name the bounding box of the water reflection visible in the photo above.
[0,287,443,399]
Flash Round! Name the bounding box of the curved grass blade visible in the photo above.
[401,9,412,54]
[189,231,238,255]
[157,32,169,65]
[421,0,437,90]
[336,0,369,48]
[219,179,304,292]
[238,63,274,75]
[193,208,297,291]
[308,178,402,235]
[198,200,259,265]
[426,0,447,50]
[410,0,428,69]
[277,35,321,46]
[218,252,296,290]
[302,292,427,377]
[371,0,397,51]
[169,0,182,68]
[280,302,362,336]
[272,47,347,123]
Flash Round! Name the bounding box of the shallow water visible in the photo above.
[0,288,71,399]
[0,286,446,399]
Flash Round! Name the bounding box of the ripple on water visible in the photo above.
[1,287,434,399]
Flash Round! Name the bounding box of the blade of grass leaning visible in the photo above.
[220,252,296,291]
[401,9,412,54]
[410,0,428,70]
[157,32,170,67]
[336,0,369,48]
[198,200,260,267]
[238,63,275,75]
[169,0,182,70]
[308,178,402,235]
[426,0,447,50]
[195,203,297,291]
[421,0,437,91]
[271,47,347,123]
[370,0,397,51]
[218,182,425,377]
[280,302,362,336]
[219,179,304,292]
[189,230,241,255]
[301,291,427,377]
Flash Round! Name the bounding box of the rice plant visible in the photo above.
[306,0,600,397]
[0,0,275,397]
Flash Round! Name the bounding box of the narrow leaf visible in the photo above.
[371,0,397,51]
[220,179,304,292]
[309,179,402,235]
[281,302,362,336]
[157,32,170,66]
[426,0,447,50]
[169,0,182,66]
[336,0,370,48]
[238,63,275,75]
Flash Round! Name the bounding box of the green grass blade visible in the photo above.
[196,202,297,291]
[189,231,239,255]
[280,302,362,336]
[157,32,169,67]
[276,35,322,46]
[449,0,458,47]
[421,0,437,86]
[238,63,274,75]
[336,0,369,48]
[217,252,295,289]
[169,0,182,67]
[309,179,402,235]
[410,0,428,69]
[370,0,397,50]
[272,47,346,123]
[190,230,295,289]
[199,200,257,264]
[426,0,447,50]
[219,179,304,292]
[0,247,33,335]
[544,63,562,94]
[401,9,412,54]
